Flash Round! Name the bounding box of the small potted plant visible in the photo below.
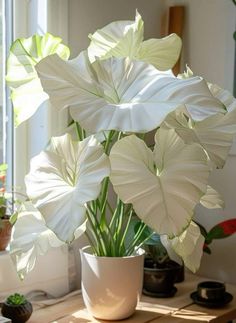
[1,293,33,323]
[131,222,183,297]
[0,164,12,251]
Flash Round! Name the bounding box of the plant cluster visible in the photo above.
[6,293,27,306]
[5,12,236,279]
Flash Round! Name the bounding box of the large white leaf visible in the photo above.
[164,103,236,168]
[110,129,210,236]
[10,202,86,279]
[36,53,224,133]
[161,221,205,273]
[88,11,181,71]
[25,134,110,242]
[6,33,70,126]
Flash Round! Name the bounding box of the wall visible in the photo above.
[68,0,166,58]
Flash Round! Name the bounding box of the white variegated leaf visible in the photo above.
[25,134,110,242]
[36,53,224,133]
[110,129,210,236]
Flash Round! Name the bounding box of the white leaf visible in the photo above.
[110,129,210,236]
[137,34,182,70]
[164,98,236,168]
[10,202,86,279]
[200,185,224,209]
[88,11,144,63]
[25,134,110,242]
[88,12,181,71]
[6,33,70,126]
[36,53,224,133]
[170,221,205,273]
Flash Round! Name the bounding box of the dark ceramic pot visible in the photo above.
[1,301,33,323]
[143,258,183,297]
[0,219,12,251]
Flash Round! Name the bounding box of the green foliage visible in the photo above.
[6,293,27,305]
[198,219,236,254]
[131,220,169,264]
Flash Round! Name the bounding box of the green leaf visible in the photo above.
[0,163,8,173]
[6,33,70,126]
[207,219,236,240]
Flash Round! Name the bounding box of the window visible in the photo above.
[0,0,13,187]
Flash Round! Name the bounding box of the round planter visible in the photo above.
[143,258,182,297]
[0,219,12,251]
[80,246,145,320]
[1,301,33,323]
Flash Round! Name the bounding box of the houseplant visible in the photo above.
[6,12,236,320]
[142,230,183,297]
[1,293,33,323]
[0,163,12,251]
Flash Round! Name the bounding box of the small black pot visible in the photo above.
[143,258,183,297]
[1,301,33,323]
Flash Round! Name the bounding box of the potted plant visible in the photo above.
[5,11,236,321]
[0,163,12,251]
[1,293,33,323]
[131,221,184,297]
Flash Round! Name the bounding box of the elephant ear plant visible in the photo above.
[5,11,236,281]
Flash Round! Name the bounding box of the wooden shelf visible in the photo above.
[28,273,236,322]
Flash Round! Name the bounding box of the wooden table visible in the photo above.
[28,273,236,323]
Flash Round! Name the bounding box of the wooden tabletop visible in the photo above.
[28,273,236,323]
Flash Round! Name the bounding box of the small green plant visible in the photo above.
[6,293,27,306]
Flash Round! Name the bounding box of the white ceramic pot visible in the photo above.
[80,246,145,320]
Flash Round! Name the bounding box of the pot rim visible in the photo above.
[144,263,183,272]
[80,245,145,259]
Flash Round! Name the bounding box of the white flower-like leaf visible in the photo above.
[88,11,181,70]
[10,202,86,279]
[110,129,210,236]
[200,185,224,209]
[25,134,110,243]
[36,53,224,133]
[161,221,204,273]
